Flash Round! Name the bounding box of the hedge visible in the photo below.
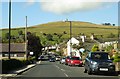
[2,59,32,74]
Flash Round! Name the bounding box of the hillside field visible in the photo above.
[1,21,118,39]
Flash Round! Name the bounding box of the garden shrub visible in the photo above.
[113,54,120,62]
[2,59,27,73]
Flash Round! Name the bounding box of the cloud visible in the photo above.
[27,0,35,5]
[40,0,105,14]
[26,0,119,14]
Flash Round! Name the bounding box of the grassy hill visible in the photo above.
[1,21,118,39]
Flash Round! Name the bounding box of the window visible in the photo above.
[91,53,108,59]
[71,57,80,60]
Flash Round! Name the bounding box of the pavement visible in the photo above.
[0,61,41,77]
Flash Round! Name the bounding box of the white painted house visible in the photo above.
[67,37,81,58]
[80,35,86,42]
[99,41,118,50]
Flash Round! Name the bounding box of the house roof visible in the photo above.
[0,43,26,52]
[67,37,79,45]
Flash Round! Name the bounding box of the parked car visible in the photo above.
[56,56,61,61]
[49,58,56,62]
[38,55,44,61]
[60,57,66,64]
[84,51,117,75]
[68,56,83,67]
[65,56,71,65]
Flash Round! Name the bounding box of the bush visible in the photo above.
[91,44,99,52]
[113,54,120,62]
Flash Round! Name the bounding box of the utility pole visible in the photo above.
[65,20,72,56]
[8,0,11,59]
[25,16,28,60]
[69,21,72,56]
[69,21,72,40]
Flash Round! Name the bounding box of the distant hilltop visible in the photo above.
[1,21,117,30]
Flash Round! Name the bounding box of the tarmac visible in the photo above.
[0,61,41,78]
[0,61,120,78]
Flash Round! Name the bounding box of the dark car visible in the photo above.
[49,58,56,62]
[84,52,117,75]
[38,55,44,60]
[68,56,83,67]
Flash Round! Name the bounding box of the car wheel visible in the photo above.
[88,68,92,75]
[78,65,82,67]
[114,71,118,76]
[84,69,87,73]
[68,63,70,66]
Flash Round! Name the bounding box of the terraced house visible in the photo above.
[0,43,26,59]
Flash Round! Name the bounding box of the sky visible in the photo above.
[1,0,119,29]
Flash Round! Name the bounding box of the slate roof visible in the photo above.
[0,43,26,52]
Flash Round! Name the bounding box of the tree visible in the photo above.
[57,34,62,39]
[46,34,53,41]
[113,24,115,26]
[18,30,23,36]
[5,33,9,39]
[53,33,58,35]
[42,33,47,36]
[63,31,67,34]
[27,32,43,60]
[105,45,113,52]
[91,44,99,52]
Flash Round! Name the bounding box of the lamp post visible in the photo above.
[65,20,72,56]
[8,0,12,59]
[25,16,28,60]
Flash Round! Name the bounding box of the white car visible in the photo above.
[60,57,66,64]
[56,56,61,61]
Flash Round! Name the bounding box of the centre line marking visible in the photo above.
[61,69,65,71]
[55,65,60,69]
[64,73,68,77]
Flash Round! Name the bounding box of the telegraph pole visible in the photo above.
[8,0,11,59]
[69,21,72,56]
[69,21,72,40]
[65,20,72,56]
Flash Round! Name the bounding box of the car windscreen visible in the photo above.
[66,56,70,59]
[91,53,108,60]
[71,57,80,60]
[41,56,44,58]
[51,58,55,59]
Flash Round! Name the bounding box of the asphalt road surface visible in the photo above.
[17,61,119,78]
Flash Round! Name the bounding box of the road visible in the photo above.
[17,61,119,78]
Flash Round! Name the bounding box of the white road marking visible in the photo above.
[61,69,65,71]
[55,65,60,69]
[54,64,68,77]
[64,73,68,77]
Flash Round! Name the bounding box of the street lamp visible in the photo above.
[8,0,12,59]
[25,16,28,60]
[65,20,72,56]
